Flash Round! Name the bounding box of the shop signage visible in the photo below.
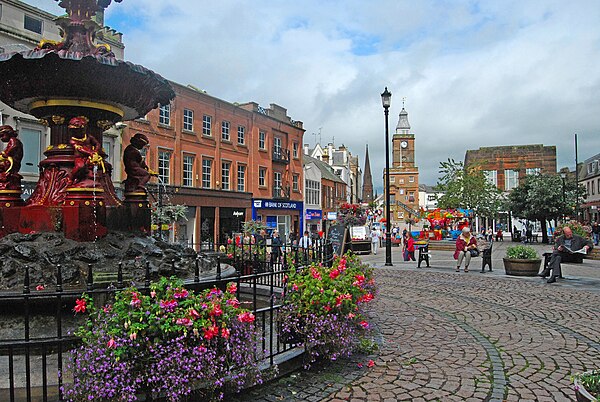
[327,212,337,220]
[232,211,244,217]
[305,209,322,220]
[253,199,301,210]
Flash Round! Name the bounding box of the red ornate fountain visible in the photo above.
[0,0,174,241]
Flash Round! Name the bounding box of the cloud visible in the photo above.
[32,0,600,192]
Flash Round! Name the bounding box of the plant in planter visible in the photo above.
[63,277,261,401]
[572,370,600,401]
[278,252,377,366]
[503,245,541,276]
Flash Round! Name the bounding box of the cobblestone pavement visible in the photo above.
[232,242,600,401]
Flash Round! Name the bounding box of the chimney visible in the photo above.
[304,143,309,155]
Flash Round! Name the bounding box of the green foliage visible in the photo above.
[435,159,503,218]
[555,221,592,239]
[151,203,188,225]
[507,173,586,243]
[572,370,600,398]
[506,245,538,260]
[242,220,266,235]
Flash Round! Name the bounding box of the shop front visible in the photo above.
[252,198,303,244]
[305,208,322,235]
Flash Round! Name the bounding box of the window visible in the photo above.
[24,15,42,34]
[221,161,231,190]
[409,176,415,183]
[183,109,194,132]
[202,115,212,136]
[274,137,281,152]
[183,155,194,187]
[259,167,266,187]
[202,159,212,188]
[526,167,541,176]
[305,179,320,205]
[221,121,230,141]
[400,178,404,184]
[259,131,266,150]
[293,143,298,158]
[158,151,171,184]
[19,127,42,174]
[505,169,519,191]
[293,174,299,192]
[237,165,246,192]
[274,172,282,192]
[237,126,245,145]
[390,194,395,204]
[102,139,114,179]
[484,170,497,186]
[399,189,404,195]
[159,104,170,126]
[598,178,600,194]
[390,177,395,183]
[398,211,404,219]
[139,146,148,161]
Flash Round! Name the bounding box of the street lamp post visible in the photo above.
[381,87,393,266]
[560,172,567,221]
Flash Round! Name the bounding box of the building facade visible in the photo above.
[385,106,420,225]
[418,184,442,211]
[0,0,125,197]
[581,153,600,223]
[123,82,305,247]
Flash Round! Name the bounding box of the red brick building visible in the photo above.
[464,144,557,191]
[123,82,305,248]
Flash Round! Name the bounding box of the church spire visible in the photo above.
[362,144,374,202]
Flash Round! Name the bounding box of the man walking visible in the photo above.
[370,227,380,255]
[539,227,593,283]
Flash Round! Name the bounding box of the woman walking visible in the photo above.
[454,227,478,272]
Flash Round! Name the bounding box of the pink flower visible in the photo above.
[359,320,370,329]
[159,299,178,312]
[324,305,332,312]
[102,305,112,313]
[196,345,207,353]
[227,283,237,294]
[176,317,192,327]
[347,312,356,319]
[36,285,45,291]
[292,283,299,291]
[189,308,201,319]
[329,269,340,280]
[129,332,137,341]
[310,267,322,280]
[107,338,116,349]
[237,311,255,323]
[150,291,156,298]
[227,253,234,259]
[73,298,87,313]
[208,288,223,298]
[367,360,375,368]
[174,289,189,299]
[227,298,240,308]
[221,328,230,339]
[210,305,223,317]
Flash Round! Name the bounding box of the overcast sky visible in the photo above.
[34,0,600,192]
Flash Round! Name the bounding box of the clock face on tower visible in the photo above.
[400,141,408,149]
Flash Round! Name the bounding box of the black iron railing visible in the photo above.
[272,146,290,164]
[0,239,334,402]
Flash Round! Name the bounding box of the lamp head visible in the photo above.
[381,87,392,109]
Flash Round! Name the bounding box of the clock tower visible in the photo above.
[385,104,419,226]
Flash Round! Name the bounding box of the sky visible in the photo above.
[33,0,600,193]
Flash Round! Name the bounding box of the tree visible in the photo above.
[506,173,585,243]
[435,159,503,219]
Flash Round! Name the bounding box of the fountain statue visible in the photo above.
[0,0,229,290]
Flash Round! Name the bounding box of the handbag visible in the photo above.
[469,249,480,257]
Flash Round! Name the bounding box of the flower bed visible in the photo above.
[63,277,261,401]
[278,253,377,365]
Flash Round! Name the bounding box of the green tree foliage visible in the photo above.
[506,173,585,243]
[435,159,503,219]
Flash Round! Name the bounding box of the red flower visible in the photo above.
[189,308,201,319]
[329,269,340,280]
[35,285,45,291]
[210,304,223,317]
[221,327,230,339]
[359,320,370,329]
[203,325,219,340]
[73,298,87,313]
[367,360,375,368]
[176,317,192,327]
[227,283,237,294]
[237,312,255,323]
[107,338,116,349]
[226,298,240,308]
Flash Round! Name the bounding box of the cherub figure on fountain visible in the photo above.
[68,116,105,187]
[123,133,158,194]
[0,125,24,191]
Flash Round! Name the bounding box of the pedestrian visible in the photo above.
[486,227,493,242]
[539,226,593,283]
[270,230,282,265]
[592,222,600,246]
[370,227,380,255]
[298,230,312,249]
[403,233,415,261]
[454,227,478,272]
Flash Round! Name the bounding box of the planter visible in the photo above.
[574,371,599,402]
[502,258,541,276]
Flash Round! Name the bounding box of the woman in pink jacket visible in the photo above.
[454,227,478,272]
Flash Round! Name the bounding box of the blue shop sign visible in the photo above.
[253,199,302,210]
[305,209,322,220]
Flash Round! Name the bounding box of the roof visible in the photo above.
[304,155,346,184]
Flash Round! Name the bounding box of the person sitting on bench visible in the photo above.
[539,227,593,283]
